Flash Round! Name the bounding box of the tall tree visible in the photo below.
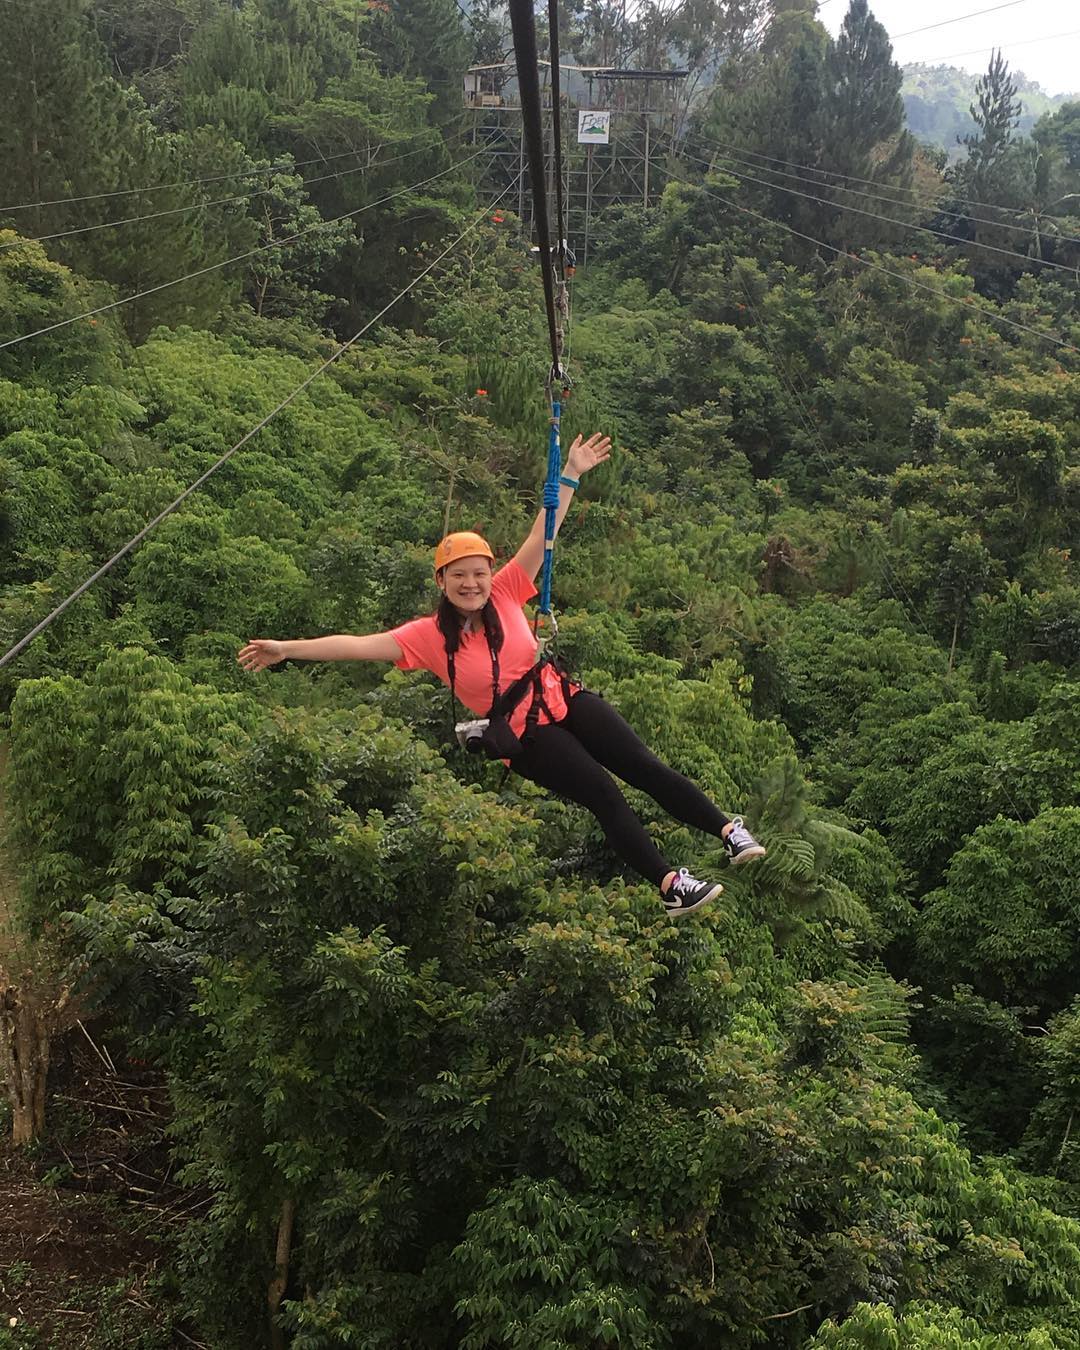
[0,0,120,233]
[90,0,218,110]
[369,0,469,128]
[704,0,913,251]
[821,0,913,242]
[960,48,1021,204]
[0,0,256,335]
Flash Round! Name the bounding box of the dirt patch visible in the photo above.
[0,1032,207,1349]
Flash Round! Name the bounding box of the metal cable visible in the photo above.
[0,177,522,672]
[653,152,1079,354]
[0,140,453,253]
[688,130,1080,249]
[680,147,1080,277]
[548,0,568,278]
[508,0,563,381]
[0,150,486,354]
[0,130,441,215]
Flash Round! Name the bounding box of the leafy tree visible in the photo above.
[914,986,1044,1151]
[0,236,118,391]
[917,809,1080,1012]
[936,532,995,671]
[844,699,1024,890]
[1021,996,1080,1186]
[6,647,257,922]
[244,171,356,323]
[810,1300,1065,1348]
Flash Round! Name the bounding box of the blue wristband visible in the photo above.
[559,474,579,490]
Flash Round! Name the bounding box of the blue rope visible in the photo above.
[538,399,562,617]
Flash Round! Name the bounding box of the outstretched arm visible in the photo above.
[237,632,403,672]
[512,432,611,581]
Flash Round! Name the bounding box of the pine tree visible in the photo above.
[0,1,260,335]
[0,0,108,236]
[961,48,1022,204]
[821,0,913,243]
[368,0,469,128]
[708,0,913,251]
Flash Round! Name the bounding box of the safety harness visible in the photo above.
[447,626,577,758]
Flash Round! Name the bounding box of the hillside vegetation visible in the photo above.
[903,63,1074,157]
[0,1,1079,1347]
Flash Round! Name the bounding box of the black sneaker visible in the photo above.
[662,868,723,918]
[724,817,766,865]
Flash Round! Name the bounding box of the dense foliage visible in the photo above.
[1,0,1079,1346]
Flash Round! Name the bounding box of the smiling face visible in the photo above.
[437,555,493,618]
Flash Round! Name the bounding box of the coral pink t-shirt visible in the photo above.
[391,560,575,737]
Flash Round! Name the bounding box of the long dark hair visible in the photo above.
[436,592,504,665]
[436,567,505,722]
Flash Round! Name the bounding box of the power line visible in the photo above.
[1,140,458,253]
[691,131,1080,246]
[0,176,522,674]
[692,131,1080,246]
[656,154,1079,354]
[919,25,1080,64]
[0,150,486,354]
[891,0,1032,41]
[0,130,443,216]
[679,146,1080,277]
[696,141,1080,251]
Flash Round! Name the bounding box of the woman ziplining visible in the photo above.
[237,430,766,917]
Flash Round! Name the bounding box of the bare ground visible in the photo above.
[0,1032,209,1349]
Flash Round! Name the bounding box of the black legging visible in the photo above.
[511,691,730,887]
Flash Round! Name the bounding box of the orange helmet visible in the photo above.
[433,531,495,575]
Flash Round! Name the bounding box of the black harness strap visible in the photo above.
[446,625,577,751]
[446,634,500,716]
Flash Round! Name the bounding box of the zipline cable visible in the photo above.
[0,140,463,253]
[0,177,523,673]
[547,1,577,377]
[680,146,1080,277]
[0,149,487,354]
[651,151,1080,355]
[509,0,570,627]
[508,0,564,384]
[688,130,1080,249]
[0,129,448,215]
[548,0,569,279]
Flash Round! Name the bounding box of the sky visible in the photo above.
[820,0,1080,97]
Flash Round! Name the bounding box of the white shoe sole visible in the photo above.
[728,845,766,865]
[664,882,723,917]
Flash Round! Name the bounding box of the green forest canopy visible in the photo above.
[0,0,1079,1346]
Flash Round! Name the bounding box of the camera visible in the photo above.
[455,718,490,753]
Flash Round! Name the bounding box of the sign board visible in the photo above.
[577,110,610,144]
